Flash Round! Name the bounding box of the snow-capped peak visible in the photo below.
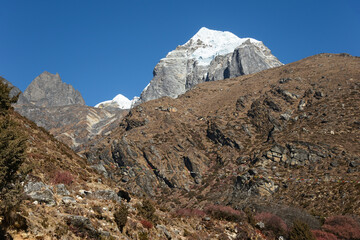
[95,94,134,109]
[185,27,260,66]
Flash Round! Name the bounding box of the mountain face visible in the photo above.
[85,54,360,217]
[14,71,126,149]
[17,71,85,107]
[138,27,282,103]
[94,27,282,109]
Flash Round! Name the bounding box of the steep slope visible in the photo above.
[17,71,85,107]
[94,27,282,109]
[139,27,282,103]
[1,83,266,240]
[85,53,360,218]
[14,72,127,149]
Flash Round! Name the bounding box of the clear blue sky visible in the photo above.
[1,0,359,106]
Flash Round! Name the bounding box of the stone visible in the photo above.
[29,189,56,206]
[156,224,172,240]
[24,181,56,206]
[65,215,99,238]
[24,181,47,193]
[17,71,85,107]
[90,163,108,177]
[92,190,120,202]
[298,99,306,111]
[62,197,76,205]
[314,91,324,99]
[256,221,265,229]
[349,161,358,167]
[280,113,291,121]
[56,184,70,196]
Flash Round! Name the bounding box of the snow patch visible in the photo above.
[185,27,260,66]
[95,94,139,109]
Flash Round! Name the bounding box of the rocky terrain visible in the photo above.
[14,72,127,149]
[2,53,360,239]
[84,53,360,218]
[97,27,282,107]
[138,27,282,103]
[1,80,268,240]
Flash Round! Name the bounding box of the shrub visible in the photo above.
[138,199,157,222]
[114,203,128,232]
[205,205,245,222]
[255,212,288,237]
[0,81,27,237]
[140,219,153,229]
[52,171,74,185]
[176,208,206,218]
[311,230,338,240]
[288,220,316,240]
[322,215,360,240]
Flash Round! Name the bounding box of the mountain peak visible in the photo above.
[95,93,138,109]
[185,27,259,66]
[17,71,85,107]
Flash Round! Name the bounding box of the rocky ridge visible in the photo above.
[14,72,127,149]
[138,27,282,103]
[2,99,265,240]
[17,71,85,107]
[84,53,360,217]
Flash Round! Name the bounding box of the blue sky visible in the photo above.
[1,0,359,106]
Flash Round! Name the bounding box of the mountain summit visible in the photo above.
[95,27,282,109]
[17,71,85,107]
[138,27,282,103]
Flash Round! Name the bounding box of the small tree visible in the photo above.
[114,203,128,232]
[0,79,19,115]
[138,199,156,222]
[288,220,316,240]
[0,81,27,236]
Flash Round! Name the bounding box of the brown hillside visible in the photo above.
[84,53,360,218]
[1,85,265,240]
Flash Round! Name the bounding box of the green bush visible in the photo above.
[0,81,27,236]
[138,199,157,222]
[114,203,128,232]
[288,220,316,240]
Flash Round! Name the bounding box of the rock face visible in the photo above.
[139,27,282,103]
[85,54,360,216]
[14,71,128,149]
[17,71,85,107]
[0,77,21,98]
[14,104,127,149]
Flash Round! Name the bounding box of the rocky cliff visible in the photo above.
[17,71,85,107]
[14,71,127,149]
[85,53,360,217]
[138,27,282,103]
[0,77,21,98]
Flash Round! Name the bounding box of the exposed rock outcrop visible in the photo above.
[17,71,85,107]
[139,27,282,103]
[0,77,21,98]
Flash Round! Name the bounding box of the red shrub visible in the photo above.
[255,212,288,237]
[322,215,360,240]
[204,205,244,222]
[140,219,153,229]
[176,208,206,218]
[52,171,74,185]
[312,230,338,240]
